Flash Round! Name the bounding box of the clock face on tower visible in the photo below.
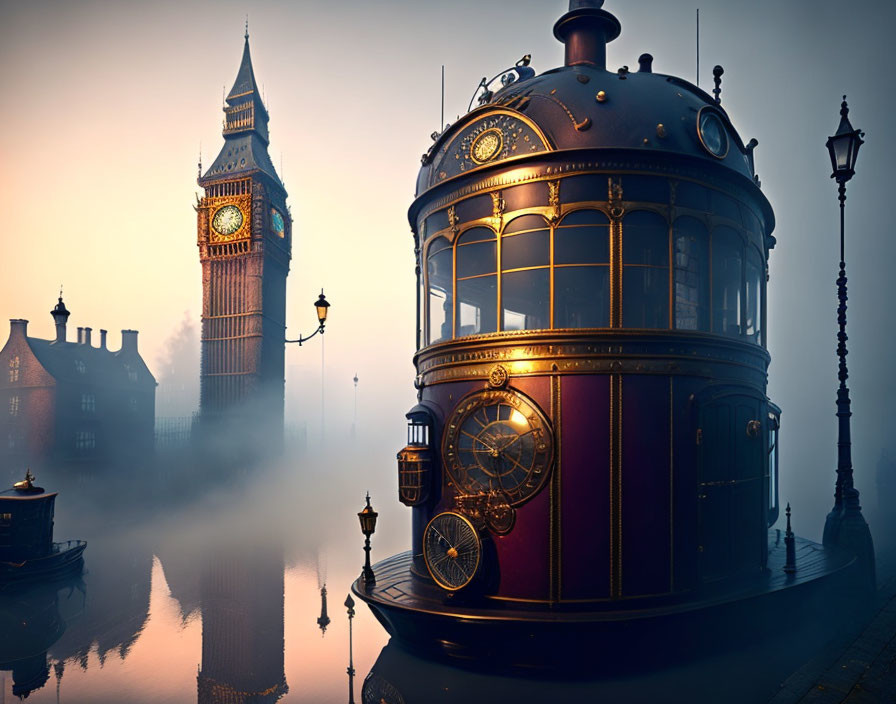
[271,208,285,238]
[212,204,244,237]
[442,388,554,506]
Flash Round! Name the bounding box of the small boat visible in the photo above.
[0,470,86,588]
[0,540,86,586]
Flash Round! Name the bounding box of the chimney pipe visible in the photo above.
[9,319,28,339]
[84,327,92,347]
[121,329,139,354]
[100,330,108,350]
[553,1,621,70]
[638,53,653,73]
[77,327,84,344]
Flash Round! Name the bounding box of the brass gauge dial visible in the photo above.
[442,389,553,506]
[423,511,482,591]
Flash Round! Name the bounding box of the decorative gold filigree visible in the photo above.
[487,364,509,388]
[490,191,505,230]
[548,180,561,223]
[447,205,459,237]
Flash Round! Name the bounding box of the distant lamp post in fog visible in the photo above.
[821,96,875,588]
[285,289,330,346]
[358,493,378,587]
[345,593,356,704]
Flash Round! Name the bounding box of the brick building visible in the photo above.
[0,297,156,479]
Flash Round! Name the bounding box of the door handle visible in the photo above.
[746,419,761,438]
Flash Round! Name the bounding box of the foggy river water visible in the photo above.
[1,443,892,704]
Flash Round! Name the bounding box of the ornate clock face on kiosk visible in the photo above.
[442,389,553,506]
[423,511,482,591]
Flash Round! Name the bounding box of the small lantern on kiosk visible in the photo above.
[397,404,433,506]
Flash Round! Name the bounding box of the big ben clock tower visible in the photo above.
[196,28,291,457]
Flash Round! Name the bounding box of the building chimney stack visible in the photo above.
[77,327,84,344]
[100,330,108,350]
[9,319,28,339]
[84,327,92,347]
[121,329,139,354]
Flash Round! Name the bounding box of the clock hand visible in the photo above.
[431,526,455,550]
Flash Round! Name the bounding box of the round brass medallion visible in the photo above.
[470,128,504,164]
[488,364,509,389]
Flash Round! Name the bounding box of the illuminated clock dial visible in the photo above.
[271,208,285,238]
[212,204,244,236]
[470,128,504,164]
[423,511,482,591]
[442,389,553,506]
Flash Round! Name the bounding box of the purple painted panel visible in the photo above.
[494,485,551,599]
[621,375,672,597]
[560,375,611,600]
[671,376,702,593]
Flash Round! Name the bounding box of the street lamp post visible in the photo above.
[358,493,378,587]
[821,96,875,589]
[345,593,356,704]
[285,290,330,346]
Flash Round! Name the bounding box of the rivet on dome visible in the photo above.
[596,91,607,103]
[656,124,667,138]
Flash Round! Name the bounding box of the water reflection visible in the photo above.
[0,579,84,698]
[1,453,889,703]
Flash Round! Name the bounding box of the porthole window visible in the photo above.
[697,108,729,159]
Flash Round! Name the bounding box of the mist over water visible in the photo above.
[2,0,896,700]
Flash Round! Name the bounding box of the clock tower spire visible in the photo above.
[196,31,291,463]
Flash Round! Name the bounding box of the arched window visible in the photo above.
[745,246,764,344]
[553,209,610,328]
[456,227,497,337]
[501,216,549,331]
[622,211,669,328]
[426,236,453,344]
[673,216,710,331]
[712,226,743,337]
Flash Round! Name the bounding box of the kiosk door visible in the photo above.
[697,388,767,583]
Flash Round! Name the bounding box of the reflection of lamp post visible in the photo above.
[285,290,330,346]
[345,593,356,704]
[358,493,378,587]
[821,96,875,588]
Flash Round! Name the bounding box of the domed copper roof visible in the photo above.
[415,1,759,200]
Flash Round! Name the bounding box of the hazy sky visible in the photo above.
[1,0,894,538]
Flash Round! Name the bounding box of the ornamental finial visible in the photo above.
[245,15,249,40]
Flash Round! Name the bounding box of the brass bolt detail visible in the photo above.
[657,123,667,138]
[596,91,607,103]
[447,547,459,559]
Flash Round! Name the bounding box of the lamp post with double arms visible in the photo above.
[821,96,875,589]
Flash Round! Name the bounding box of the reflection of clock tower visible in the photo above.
[197,29,291,456]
